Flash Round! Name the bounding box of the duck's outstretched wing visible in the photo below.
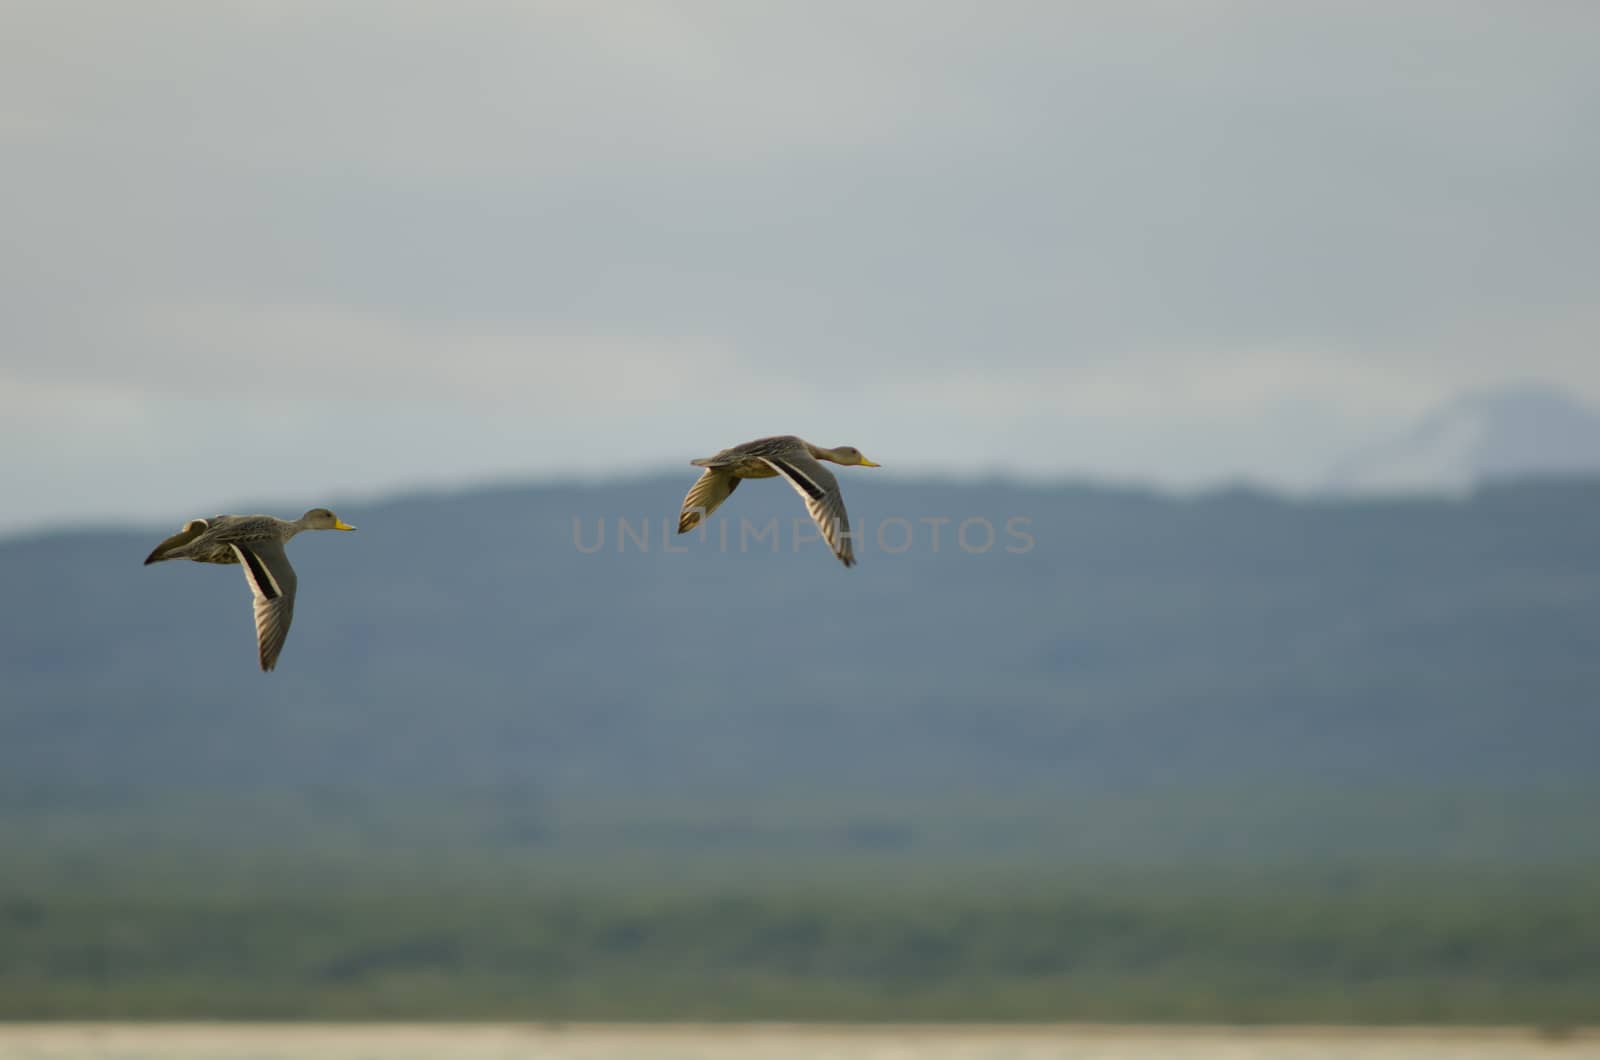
[678,469,740,534]
[759,455,855,567]
[231,540,299,672]
[143,519,210,565]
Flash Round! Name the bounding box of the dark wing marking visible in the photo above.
[761,455,855,567]
[235,546,282,600]
[231,541,299,672]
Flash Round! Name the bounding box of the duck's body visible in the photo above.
[143,508,356,672]
[145,514,308,566]
[689,435,821,479]
[678,435,879,567]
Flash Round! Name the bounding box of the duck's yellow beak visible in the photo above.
[335,519,357,531]
[859,457,881,468]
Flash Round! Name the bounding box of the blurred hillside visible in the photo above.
[4,473,1599,868]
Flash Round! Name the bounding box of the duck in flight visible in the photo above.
[678,436,880,567]
[143,508,356,671]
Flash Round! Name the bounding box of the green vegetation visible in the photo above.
[3,841,1597,1023]
[4,784,1599,1023]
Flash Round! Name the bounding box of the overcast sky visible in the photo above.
[3,2,1597,533]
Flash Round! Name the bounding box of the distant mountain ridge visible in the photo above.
[1327,383,1600,493]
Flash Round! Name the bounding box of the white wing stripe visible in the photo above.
[231,544,282,599]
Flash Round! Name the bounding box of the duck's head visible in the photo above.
[302,508,357,531]
[826,446,880,468]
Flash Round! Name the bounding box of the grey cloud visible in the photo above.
[2,2,1597,528]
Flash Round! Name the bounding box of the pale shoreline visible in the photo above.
[0,1021,1592,1041]
[1,1021,1596,1060]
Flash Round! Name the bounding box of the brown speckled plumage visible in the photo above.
[678,436,879,568]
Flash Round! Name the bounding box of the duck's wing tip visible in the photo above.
[679,469,739,533]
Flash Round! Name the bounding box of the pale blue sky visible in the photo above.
[3,2,1597,532]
